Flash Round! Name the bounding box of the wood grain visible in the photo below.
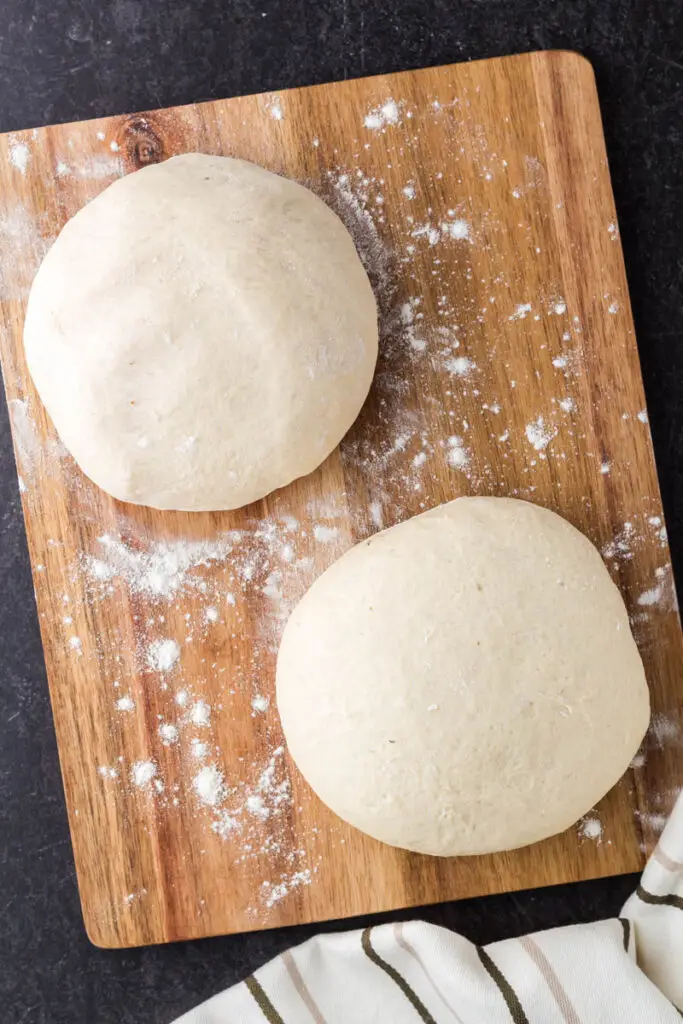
[0,51,681,949]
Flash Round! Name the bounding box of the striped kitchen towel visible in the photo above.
[174,794,683,1023]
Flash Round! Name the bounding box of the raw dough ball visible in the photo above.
[276,497,649,857]
[23,154,378,510]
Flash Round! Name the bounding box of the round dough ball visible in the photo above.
[276,497,649,857]
[23,154,378,511]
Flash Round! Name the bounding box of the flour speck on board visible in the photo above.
[525,417,557,451]
[313,524,339,544]
[193,764,226,806]
[579,817,603,842]
[650,713,680,749]
[364,98,400,129]
[159,723,179,745]
[7,399,41,476]
[441,219,470,241]
[131,761,157,788]
[147,638,180,673]
[76,154,124,179]
[262,869,312,908]
[509,302,532,322]
[9,140,30,175]
[190,700,211,727]
[268,99,284,121]
[0,205,50,300]
[446,436,469,470]
[444,355,475,377]
[83,533,236,598]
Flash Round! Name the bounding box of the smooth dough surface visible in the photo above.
[276,497,650,857]
[23,153,378,510]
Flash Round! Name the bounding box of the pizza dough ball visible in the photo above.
[276,497,649,857]
[23,154,378,510]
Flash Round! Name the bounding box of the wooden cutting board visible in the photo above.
[1,50,682,950]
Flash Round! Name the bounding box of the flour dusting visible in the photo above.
[84,533,236,598]
[147,638,180,673]
[579,817,603,842]
[364,98,400,130]
[193,764,226,806]
[131,761,157,788]
[9,141,30,175]
[525,417,557,451]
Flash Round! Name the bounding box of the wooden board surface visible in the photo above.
[1,50,682,950]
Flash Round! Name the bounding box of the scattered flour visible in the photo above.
[116,695,135,712]
[83,533,236,598]
[579,817,603,841]
[7,399,41,476]
[446,436,469,470]
[313,524,339,544]
[191,739,209,759]
[441,219,470,240]
[9,141,30,175]
[190,700,211,727]
[76,154,124,179]
[525,417,557,451]
[147,638,180,673]
[638,585,663,607]
[364,98,400,129]
[262,869,312,908]
[193,764,226,806]
[370,502,384,530]
[159,723,179,745]
[131,761,157,788]
[650,713,680,748]
[444,355,475,377]
[509,302,532,321]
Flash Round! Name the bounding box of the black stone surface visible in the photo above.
[0,2,681,1021]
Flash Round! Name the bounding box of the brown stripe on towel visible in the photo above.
[520,935,583,1023]
[282,948,328,1023]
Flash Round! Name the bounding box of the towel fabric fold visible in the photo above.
[175,795,683,1023]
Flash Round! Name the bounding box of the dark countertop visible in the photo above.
[0,2,682,1021]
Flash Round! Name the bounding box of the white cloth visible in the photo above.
[174,796,683,1023]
